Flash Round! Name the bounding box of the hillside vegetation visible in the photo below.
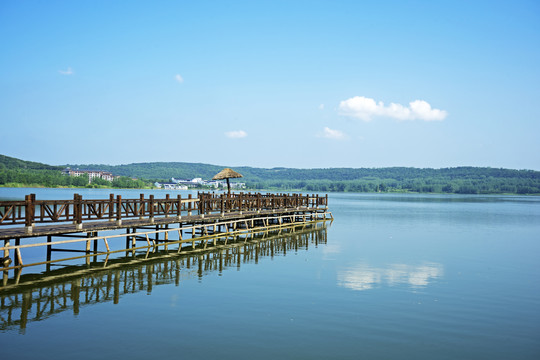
[0,155,148,188]
[0,154,62,171]
[2,154,540,194]
[60,161,540,194]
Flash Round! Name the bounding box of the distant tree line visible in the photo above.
[2,154,540,194]
[0,169,91,187]
[0,154,152,189]
[0,169,150,189]
[246,177,540,194]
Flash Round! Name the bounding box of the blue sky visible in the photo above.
[1,0,539,170]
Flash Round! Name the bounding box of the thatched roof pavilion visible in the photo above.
[212,168,243,195]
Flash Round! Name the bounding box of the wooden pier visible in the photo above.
[0,192,332,273]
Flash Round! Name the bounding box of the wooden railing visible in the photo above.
[0,192,328,228]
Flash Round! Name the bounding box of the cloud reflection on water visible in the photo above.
[337,262,443,291]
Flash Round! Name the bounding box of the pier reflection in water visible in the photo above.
[0,222,327,333]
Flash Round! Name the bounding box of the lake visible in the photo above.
[1,188,539,359]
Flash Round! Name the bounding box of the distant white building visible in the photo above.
[62,168,116,183]
[230,182,246,189]
[155,182,188,190]
[167,177,242,189]
[205,181,222,189]
[171,178,204,188]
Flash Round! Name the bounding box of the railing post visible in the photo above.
[25,194,35,234]
[325,194,328,209]
[188,194,192,216]
[177,195,182,220]
[165,194,170,218]
[149,194,155,223]
[239,192,243,215]
[116,195,122,226]
[108,194,114,222]
[139,194,145,219]
[73,193,78,224]
[257,193,261,213]
[221,194,224,216]
[199,193,205,218]
[74,194,83,230]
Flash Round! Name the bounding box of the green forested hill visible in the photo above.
[64,162,539,182]
[2,154,540,194]
[0,155,146,188]
[63,162,225,180]
[0,154,62,171]
[64,161,540,194]
[0,154,88,187]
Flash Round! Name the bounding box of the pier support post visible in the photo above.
[3,239,9,266]
[93,232,98,258]
[86,232,91,254]
[46,235,52,262]
[14,238,20,266]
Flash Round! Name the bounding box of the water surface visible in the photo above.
[1,188,539,359]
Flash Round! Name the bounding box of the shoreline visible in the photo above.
[0,184,537,196]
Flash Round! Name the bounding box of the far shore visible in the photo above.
[0,184,537,196]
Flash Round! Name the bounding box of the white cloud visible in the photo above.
[58,67,74,75]
[319,127,346,140]
[339,96,447,121]
[319,103,325,110]
[225,130,247,139]
[175,74,184,83]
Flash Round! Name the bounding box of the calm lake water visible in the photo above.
[1,188,539,359]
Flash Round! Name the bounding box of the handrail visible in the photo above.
[0,192,328,229]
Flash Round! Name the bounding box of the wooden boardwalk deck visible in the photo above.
[0,206,323,241]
